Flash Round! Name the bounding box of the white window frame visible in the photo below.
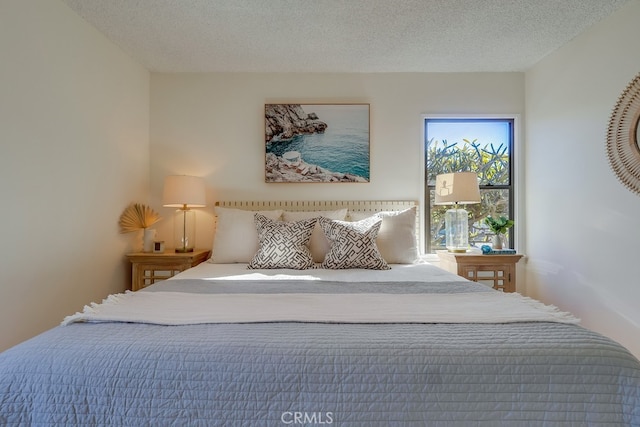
[419,114,523,261]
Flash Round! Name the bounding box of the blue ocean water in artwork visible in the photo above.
[267,105,370,180]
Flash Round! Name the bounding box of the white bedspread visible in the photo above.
[62,291,579,326]
[170,259,467,283]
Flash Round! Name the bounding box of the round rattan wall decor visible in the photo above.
[607,72,640,195]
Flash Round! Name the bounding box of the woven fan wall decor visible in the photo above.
[606,72,640,195]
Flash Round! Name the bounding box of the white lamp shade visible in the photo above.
[162,175,206,208]
[434,172,481,205]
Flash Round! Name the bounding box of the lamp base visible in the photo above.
[445,207,471,253]
[173,208,196,253]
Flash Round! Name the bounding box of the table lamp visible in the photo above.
[434,172,481,252]
[162,175,206,252]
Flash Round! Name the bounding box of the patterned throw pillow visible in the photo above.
[248,214,316,270]
[282,209,348,262]
[319,216,390,270]
[348,207,419,263]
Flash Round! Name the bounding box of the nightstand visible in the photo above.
[437,251,524,293]
[126,249,211,291]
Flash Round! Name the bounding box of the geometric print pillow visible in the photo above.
[348,207,418,264]
[282,208,348,262]
[318,216,390,270]
[248,214,317,270]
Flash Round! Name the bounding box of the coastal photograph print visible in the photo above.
[265,104,370,183]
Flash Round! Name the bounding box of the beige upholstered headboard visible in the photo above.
[214,200,421,243]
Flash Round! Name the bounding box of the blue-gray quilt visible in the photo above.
[1,279,639,426]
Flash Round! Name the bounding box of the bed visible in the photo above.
[1,200,639,426]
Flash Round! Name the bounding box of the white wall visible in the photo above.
[150,73,525,251]
[0,0,150,352]
[525,0,640,358]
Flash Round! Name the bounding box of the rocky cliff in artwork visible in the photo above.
[265,104,328,143]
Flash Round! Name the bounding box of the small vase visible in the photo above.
[492,234,504,250]
[143,228,156,253]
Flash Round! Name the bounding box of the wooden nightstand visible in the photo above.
[437,251,524,293]
[126,249,211,291]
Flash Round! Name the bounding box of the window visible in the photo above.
[425,118,515,253]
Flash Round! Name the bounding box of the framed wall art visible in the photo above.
[265,104,370,183]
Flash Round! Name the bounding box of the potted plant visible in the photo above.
[484,215,514,249]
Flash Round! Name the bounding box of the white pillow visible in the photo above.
[348,207,418,264]
[282,209,348,262]
[248,214,316,270]
[210,207,283,263]
[319,216,390,270]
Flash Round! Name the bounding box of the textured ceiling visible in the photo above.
[61,0,630,73]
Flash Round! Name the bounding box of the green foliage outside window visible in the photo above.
[427,137,512,251]
[426,138,509,185]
